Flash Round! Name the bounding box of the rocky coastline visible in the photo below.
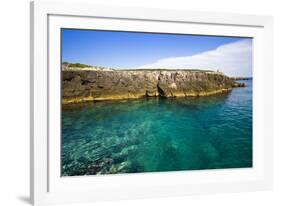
[62,65,245,104]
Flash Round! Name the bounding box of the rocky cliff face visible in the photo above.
[62,70,244,104]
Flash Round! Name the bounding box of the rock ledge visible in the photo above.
[62,69,245,104]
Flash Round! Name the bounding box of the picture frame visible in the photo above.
[30,0,273,205]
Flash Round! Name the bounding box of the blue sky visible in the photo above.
[62,29,252,77]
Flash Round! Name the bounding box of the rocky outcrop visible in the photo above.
[62,70,244,104]
[231,77,252,81]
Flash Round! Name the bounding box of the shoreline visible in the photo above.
[62,88,232,105]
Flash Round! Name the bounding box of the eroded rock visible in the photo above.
[62,69,243,104]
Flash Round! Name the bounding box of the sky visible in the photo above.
[62,29,252,77]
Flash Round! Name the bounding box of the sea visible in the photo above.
[61,80,252,176]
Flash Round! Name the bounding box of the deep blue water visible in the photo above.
[62,80,252,176]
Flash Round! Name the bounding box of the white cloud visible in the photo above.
[138,39,252,77]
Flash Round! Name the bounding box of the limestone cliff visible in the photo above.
[62,69,244,104]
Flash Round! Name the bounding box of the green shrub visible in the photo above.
[63,62,92,68]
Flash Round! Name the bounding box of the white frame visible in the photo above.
[30,0,273,205]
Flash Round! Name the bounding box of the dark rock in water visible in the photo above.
[62,69,243,104]
[232,82,246,87]
[84,157,114,175]
[231,77,252,81]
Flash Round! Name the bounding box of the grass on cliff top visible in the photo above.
[117,68,215,72]
[62,62,218,73]
[62,62,92,68]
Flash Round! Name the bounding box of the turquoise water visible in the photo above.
[62,80,252,176]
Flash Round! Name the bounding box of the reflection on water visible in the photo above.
[62,80,252,176]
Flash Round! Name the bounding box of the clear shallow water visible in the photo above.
[62,80,252,176]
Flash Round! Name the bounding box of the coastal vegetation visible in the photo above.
[62,62,92,68]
